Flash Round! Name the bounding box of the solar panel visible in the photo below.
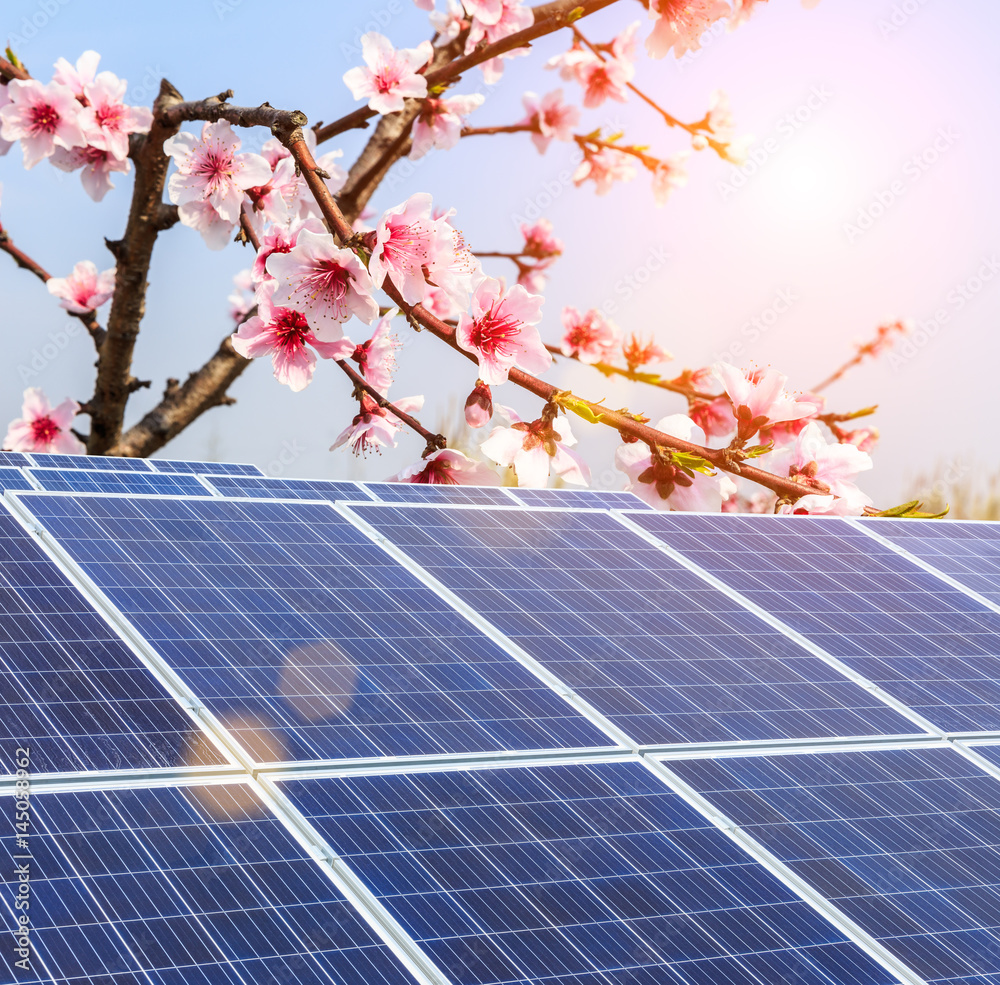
[15,493,613,763]
[26,452,153,471]
[0,450,32,467]
[150,458,266,476]
[860,518,1000,611]
[8,783,423,984]
[27,467,213,497]
[352,505,922,745]
[506,487,654,510]
[201,473,373,502]
[278,759,900,985]
[627,512,1000,735]
[669,745,1000,985]
[364,481,516,506]
[0,505,228,774]
[0,465,35,492]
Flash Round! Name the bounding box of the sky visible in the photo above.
[1,0,997,508]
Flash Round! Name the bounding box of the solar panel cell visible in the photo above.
[150,458,265,476]
[0,451,32,467]
[27,453,153,471]
[0,465,34,492]
[17,494,612,763]
[354,504,921,745]
[628,512,1000,734]
[670,746,1000,985]
[27,468,213,496]
[280,760,900,985]
[506,488,653,510]
[0,507,226,775]
[202,474,371,501]
[364,482,516,506]
[3,784,422,984]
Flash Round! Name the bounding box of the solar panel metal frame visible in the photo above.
[148,457,266,476]
[25,465,216,496]
[199,472,379,503]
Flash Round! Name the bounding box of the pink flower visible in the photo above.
[573,147,637,196]
[250,219,324,286]
[465,380,493,428]
[46,261,115,313]
[841,427,879,454]
[422,284,461,320]
[331,393,424,456]
[411,93,484,160]
[611,21,642,64]
[52,50,101,98]
[765,422,873,515]
[0,86,14,156]
[579,57,633,109]
[521,219,563,259]
[729,0,768,29]
[689,396,734,439]
[266,229,379,335]
[463,0,505,24]
[79,73,152,161]
[255,132,347,225]
[173,199,235,251]
[412,0,434,8]
[651,152,690,206]
[615,414,737,511]
[50,144,130,201]
[429,0,467,40]
[352,312,400,394]
[517,257,554,295]
[546,43,593,84]
[0,79,86,168]
[343,33,433,116]
[456,275,550,385]
[164,120,271,227]
[231,282,354,392]
[481,407,589,488]
[622,333,671,370]
[519,89,580,154]
[390,447,502,485]
[466,0,534,82]
[4,389,84,454]
[560,307,620,364]
[647,0,732,59]
[369,193,456,305]
[714,361,821,443]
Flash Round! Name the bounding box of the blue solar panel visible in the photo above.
[671,746,1000,985]
[354,505,919,745]
[365,482,516,506]
[5,784,421,984]
[17,494,611,763]
[280,760,898,985]
[628,512,1000,734]
[0,506,227,774]
[507,488,654,511]
[26,452,153,471]
[0,465,34,492]
[202,474,372,502]
[0,450,32,467]
[27,467,212,496]
[865,518,1000,611]
[150,458,265,476]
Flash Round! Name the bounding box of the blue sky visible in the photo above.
[2,0,997,505]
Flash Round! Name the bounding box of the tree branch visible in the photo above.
[286,133,832,504]
[0,228,106,349]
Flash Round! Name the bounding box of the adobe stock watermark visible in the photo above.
[843,127,959,244]
[8,0,73,46]
[674,17,730,72]
[878,0,935,38]
[713,287,798,364]
[886,254,999,370]
[717,86,833,200]
[18,322,84,385]
[264,438,306,477]
[214,0,251,19]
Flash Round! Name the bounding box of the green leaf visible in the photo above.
[5,47,22,68]
[566,5,586,23]
[554,393,608,425]
[744,443,773,459]
[671,451,716,475]
[870,499,950,519]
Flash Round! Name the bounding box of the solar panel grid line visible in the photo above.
[0,464,42,493]
[336,502,638,753]
[4,492,244,775]
[257,774,457,985]
[646,732,948,762]
[361,482,516,507]
[198,473,378,503]
[25,466,217,498]
[639,755,926,985]
[847,518,1000,619]
[25,452,155,471]
[612,510,949,741]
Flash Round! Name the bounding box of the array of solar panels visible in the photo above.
[3,451,1000,985]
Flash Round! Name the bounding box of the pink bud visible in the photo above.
[464,380,493,428]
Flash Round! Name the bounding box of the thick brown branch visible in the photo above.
[287,135,832,505]
[87,79,188,453]
[157,95,308,145]
[0,230,106,349]
[0,56,30,83]
[109,334,250,457]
